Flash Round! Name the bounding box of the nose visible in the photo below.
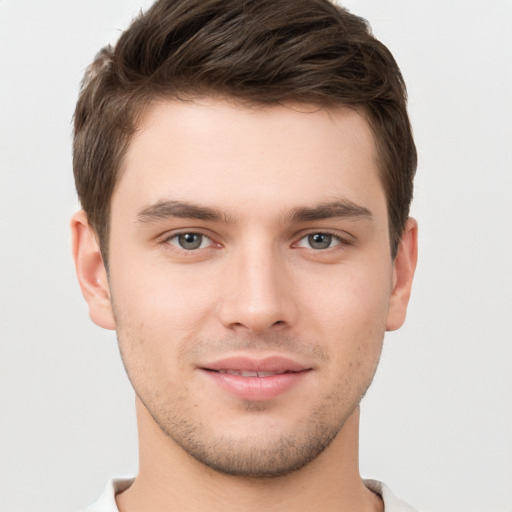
[217,244,297,334]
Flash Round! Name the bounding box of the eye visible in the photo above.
[167,232,212,250]
[296,233,341,250]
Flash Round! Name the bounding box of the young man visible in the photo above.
[71,0,418,510]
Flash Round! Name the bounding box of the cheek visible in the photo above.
[110,254,218,329]
[299,263,391,366]
[111,292,198,406]
[302,262,392,328]
[108,262,218,383]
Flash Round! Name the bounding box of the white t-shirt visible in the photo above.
[82,478,419,511]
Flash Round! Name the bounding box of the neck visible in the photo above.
[116,399,382,512]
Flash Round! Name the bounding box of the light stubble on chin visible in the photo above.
[140,385,358,478]
[116,327,381,478]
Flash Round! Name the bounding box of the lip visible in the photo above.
[199,356,312,401]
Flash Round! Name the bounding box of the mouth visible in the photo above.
[201,355,310,373]
[210,369,301,377]
[199,356,312,401]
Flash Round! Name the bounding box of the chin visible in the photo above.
[182,432,335,478]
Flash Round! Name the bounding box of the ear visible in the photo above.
[71,210,116,330]
[386,218,418,331]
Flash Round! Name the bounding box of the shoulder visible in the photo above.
[82,477,418,512]
[364,479,420,512]
[80,478,134,512]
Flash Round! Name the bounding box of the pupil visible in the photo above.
[309,233,331,249]
[179,233,202,249]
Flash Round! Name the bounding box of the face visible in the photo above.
[75,98,416,477]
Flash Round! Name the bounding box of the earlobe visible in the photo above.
[385,218,418,332]
[71,210,116,330]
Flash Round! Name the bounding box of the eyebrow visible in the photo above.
[288,200,372,223]
[136,200,232,223]
[136,198,372,225]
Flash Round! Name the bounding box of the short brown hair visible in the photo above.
[73,0,416,259]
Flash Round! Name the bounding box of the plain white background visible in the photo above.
[1,1,511,511]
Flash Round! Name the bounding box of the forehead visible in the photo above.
[113,98,385,221]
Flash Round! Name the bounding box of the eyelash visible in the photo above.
[293,232,348,251]
[164,231,218,251]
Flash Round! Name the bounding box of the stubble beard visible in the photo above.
[138,386,360,478]
[115,323,381,479]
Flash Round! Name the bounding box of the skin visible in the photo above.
[72,99,417,512]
